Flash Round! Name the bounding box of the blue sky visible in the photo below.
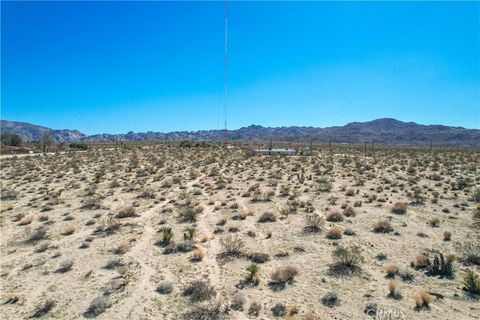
[1,1,479,134]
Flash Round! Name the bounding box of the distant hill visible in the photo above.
[1,118,479,146]
[0,120,86,143]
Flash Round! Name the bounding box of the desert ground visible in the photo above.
[0,143,479,320]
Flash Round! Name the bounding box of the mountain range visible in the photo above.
[1,119,479,146]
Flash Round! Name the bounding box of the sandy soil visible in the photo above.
[0,145,479,319]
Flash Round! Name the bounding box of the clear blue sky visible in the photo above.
[1,1,479,134]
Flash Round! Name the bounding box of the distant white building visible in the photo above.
[253,148,296,156]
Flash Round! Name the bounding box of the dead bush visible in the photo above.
[391,202,407,214]
[326,211,344,222]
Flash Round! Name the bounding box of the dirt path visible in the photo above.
[112,202,164,320]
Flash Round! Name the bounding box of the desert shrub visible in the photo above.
[317,177,332,192]
[391,202,407,215]
[372,220,393,233]
[162,242,177,254]
[84,296,110,318]
[191,248,205,261]
[271,303,287,317]
[472,206,480,229]
[428,218,440,227]
[412,255,430,269]
[156,281,173,294]
[101,278,126,295]
[56,259,74,273]
[398,269,415,282]
[19,215,33,225]
[31,299,55,318]
[176,240,195,253]
[387,281,402,300]
[270,265,298,289]
[443,231,452,241]
[414,291,431,310]
[326,211,344,222]
[385,265,397,278]
[1,187,18,200]
[304,214,324,233]
[251,189,272,202]
[249,252,270,263]
[116,206,137,218]
[343,206,356,217]
[178,204,202,222]
[456,234,480,265]
[321,292,340,308]
[220,234,245,256]
[328,245,364,276]
[345,188,355,196]
[94,220,121,236]
[82,196,102,210]
[182,280,216,302]
[35,241,50,253]
[231,291,246,311]
[63,225,76,235]
[103,259,124,270]
[326,227,342,239]
[463,270,480,295]
[114,241,131,254]
[258,212,277,223]
[473,188,480,203]
[69,142,88,150]
[248,301,262,316]
[181,302,225,320]
[25,228,47,244]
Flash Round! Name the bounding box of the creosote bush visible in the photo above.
[84,296,110,318]
[329,245,364,276]
[304,214,324,233]
[182,280,216,302]
[372,220,393,233]
[220,234,245,257]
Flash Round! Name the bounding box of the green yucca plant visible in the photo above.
[161,227,174,245]
[463,270,480,294]
[183,227,196,241]
[246,263,259,279]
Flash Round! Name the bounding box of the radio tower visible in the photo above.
[223,0,229,145]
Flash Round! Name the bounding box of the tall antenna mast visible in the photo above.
[223,0,229,144]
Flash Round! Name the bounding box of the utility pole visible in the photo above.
[223,0,229,146]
